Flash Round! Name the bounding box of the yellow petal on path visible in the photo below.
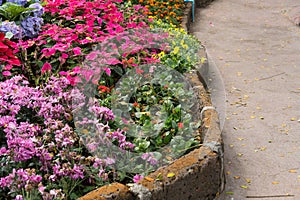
[288,169,297,173]
[260,147,266,151]
[234,176,240,179]
[144,177,154,182]
[290,118,297,121]
[250,115,256,119]
[246,178,251,183]
[272,181,280,185]
[240,185,248,189]
[167,172,175,178]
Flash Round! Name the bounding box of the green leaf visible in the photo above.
[0,3,35,21]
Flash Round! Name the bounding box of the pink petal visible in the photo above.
[41,62,52,74]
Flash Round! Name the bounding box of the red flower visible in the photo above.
[98,85,111,94]
[0,33,20,69]
[178,122,184,129]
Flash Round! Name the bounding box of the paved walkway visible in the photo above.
[191,0,300,199]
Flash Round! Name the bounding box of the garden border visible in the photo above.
[79,2,224,200]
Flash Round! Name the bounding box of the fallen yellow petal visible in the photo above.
[245,178,251,183]
[288,169,297,173]
[144,177,154,182]
[167,172,175,178]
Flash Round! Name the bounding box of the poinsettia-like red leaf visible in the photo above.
[0,42,9,50]
[0,32,4,40]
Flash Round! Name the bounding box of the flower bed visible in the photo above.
[0,0,223,199]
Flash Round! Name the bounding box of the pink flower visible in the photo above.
[2,71,12,76]
[41,48,56,57]
[3,64,13,70]
[41,62,52,74]
[72,66,81,74]
[15,195,23,200]
[133,174,144,183]
[61,53,68,59]
[73,47,81,55]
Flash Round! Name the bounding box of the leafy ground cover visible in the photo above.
[0,0,201,199]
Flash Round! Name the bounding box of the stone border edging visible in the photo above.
[79,2,224,199]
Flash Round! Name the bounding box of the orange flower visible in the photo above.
[133,102,140,107]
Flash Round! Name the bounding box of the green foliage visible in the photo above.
[152,19,201,73]
[0,2,34,21]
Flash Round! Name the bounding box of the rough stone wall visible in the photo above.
[196,0,215,8]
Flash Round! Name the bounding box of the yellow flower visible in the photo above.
[158,51,165,57]
[180,40,188,49]
[201,57,207,64]
[152,54,158,59]
[173,46,180,54]
[187,56,191,62]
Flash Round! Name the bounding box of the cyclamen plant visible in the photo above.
[0,75,126,199]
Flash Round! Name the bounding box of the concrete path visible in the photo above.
[191,0,300,199]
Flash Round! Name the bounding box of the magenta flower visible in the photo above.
[72,47,81,55]
[41,62,52,74]
[133,174,144,183]
[2,71,12,76]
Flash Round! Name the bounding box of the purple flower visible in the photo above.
[0,21,22,39]
[28,3,44,17]
[7,0,27,6]
[70,164,84,180]
[15,195,23,200]
[104,157,115,165]
[88,103,115,122]
[21,16,43,38]
[141,152,158,166]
